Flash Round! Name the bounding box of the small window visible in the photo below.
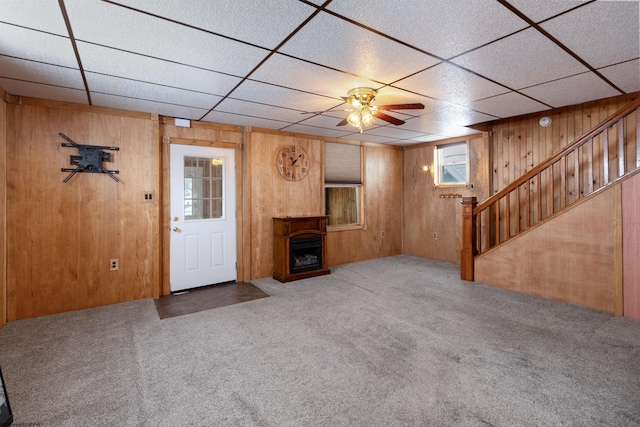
[325,185,360,226]
[324,142,362,227]
[434,142,468,186]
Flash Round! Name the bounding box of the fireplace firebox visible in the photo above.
[273,216,330,282]
[290,236,322,274]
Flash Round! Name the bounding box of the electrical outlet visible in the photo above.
[110,259,119,272]
[381,231,385,238]
[143,191,155,203]
[432,233,438,240]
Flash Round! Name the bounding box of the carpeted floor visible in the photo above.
[0,255,639,426]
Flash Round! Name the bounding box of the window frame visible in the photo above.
[433,141,469,188]
[323,142,364,231]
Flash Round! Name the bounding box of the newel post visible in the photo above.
[460,196,478,281]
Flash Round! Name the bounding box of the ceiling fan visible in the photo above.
[336,88,425,133]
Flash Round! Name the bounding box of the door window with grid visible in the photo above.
[184,156,224,220]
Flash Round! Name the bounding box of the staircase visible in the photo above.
[460,98,640,314]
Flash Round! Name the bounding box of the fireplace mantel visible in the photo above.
[273,216,330,282]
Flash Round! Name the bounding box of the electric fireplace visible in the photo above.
[273,216,330,282]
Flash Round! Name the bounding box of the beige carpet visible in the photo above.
[0,255,639,426]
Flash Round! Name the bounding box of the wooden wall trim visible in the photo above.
[0,96,6,328]
[242,128,252,282]
[167,137,238,149]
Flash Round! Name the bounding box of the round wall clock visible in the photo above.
[276,145,309,181]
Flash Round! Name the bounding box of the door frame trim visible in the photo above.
[161,136,244,295]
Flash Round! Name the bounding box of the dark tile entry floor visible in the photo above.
[154,282,269,319]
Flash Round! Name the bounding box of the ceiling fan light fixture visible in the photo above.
[361,108,375,126]
[347,111,361,127]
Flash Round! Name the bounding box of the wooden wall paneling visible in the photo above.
[7,103,160,320]
[242,128,252,283]
[475,183,620,314]
[248,132,323,279]
[402,141,433,260]
[328,144,402,266]
[402,134,488,264]
[622,173,640,319]
[161,137,171,295]
[118,115,159,302]
[0,96,6,328]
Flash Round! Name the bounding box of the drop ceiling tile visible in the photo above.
[85,72,223,109]
[229,80,342,112]
[373,87,449,116]
[327,0,529,59]
[249,53,381,98]
[0,78,88,104]
[359,125,424,140]
[1,0,68,35]
[110,0,317,49]
[201,110,290,129]
[400,117,477,138]
[64,0,268,76]
[77,42,241,96]
[215,98,306,123]
[0,56,84,90]
[395,63,509,104]
[406,134,451,144]
[279,124,353,139]
[0,23,77,67]
[598,60,640,94]
[520,72,622,109]
[451,28,588,90]
[92,93,208,120]
[338,132,396,144]
[419,105,498,126]
[540,1,639,69]
[468,92,550,120]
[296,112,348,128]
[506,0,591,23]
[279,11,441,83]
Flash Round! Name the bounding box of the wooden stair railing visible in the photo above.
[461,98,640,281]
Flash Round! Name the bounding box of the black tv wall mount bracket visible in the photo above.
[59,132,120,183]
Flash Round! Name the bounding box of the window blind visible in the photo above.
[324,142,362,184]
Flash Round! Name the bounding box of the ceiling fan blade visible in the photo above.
[336,117,349,126]
[374,111,405,126]
[376,103,425,111]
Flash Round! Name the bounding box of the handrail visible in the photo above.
[474,97,640,214]
[461,97,640,281]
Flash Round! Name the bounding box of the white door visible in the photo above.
[170,144,236,292]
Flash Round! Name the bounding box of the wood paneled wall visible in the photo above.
[326,144,403,266]
[474,182,622,314]
[0,92,7,328]
[6,98,160,320]
[486,92,639,198]
[246,131,324,279]
[622,172,640,320]
[403,134,489,264]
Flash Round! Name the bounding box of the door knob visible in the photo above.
[173,227,181,232]
[173,217,179,222]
